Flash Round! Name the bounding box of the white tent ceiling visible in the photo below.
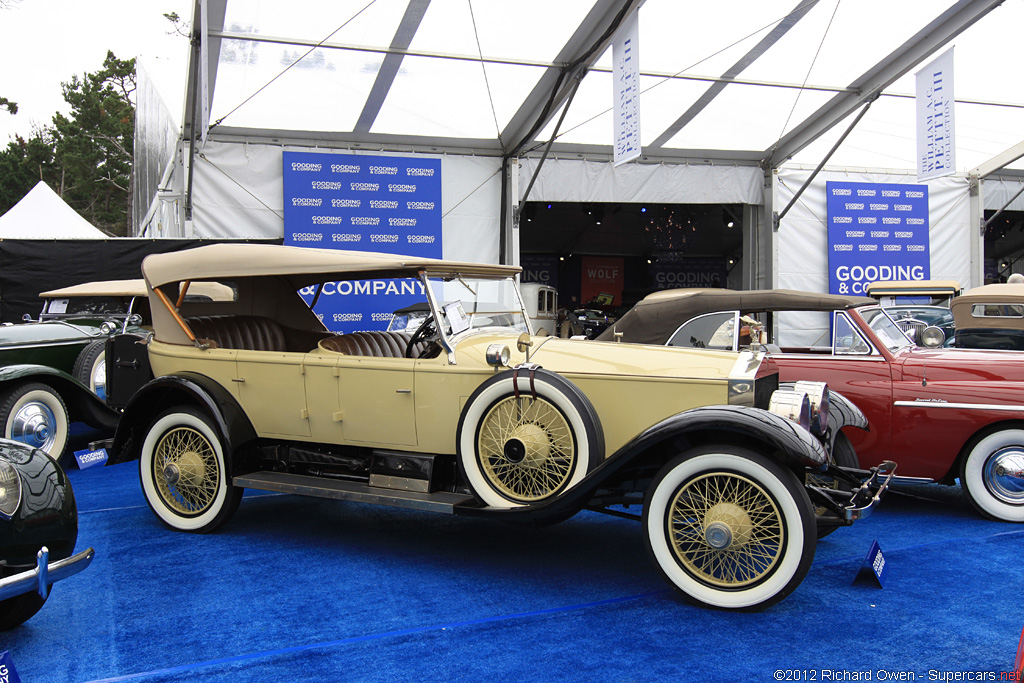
[185,0,1024,175]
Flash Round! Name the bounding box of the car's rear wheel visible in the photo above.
[961,429,1024,522]
[457,368,603,508]
[643,446,816,610]
[73,340,107,398]
[0,382,69,461]
[0,591,47,631]
[139,407,241,533]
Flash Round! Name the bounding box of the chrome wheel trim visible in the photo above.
[667,472,783,589]
[477,396,574,502]
[153,426,219,516]
[9,401,58,452]
[983,446,1024,505]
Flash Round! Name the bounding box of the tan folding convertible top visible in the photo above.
[41,279,149,298]
[951,283,1024,329]
[865,279,962,298]
[141,243,521,289]
[596,288,875,345]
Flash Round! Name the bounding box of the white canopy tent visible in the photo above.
[132,0,1024,288]
[0,181,108,239]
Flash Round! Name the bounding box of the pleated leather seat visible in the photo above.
[186,315,287,352]
[319,331,427,358]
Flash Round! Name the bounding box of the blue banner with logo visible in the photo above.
[283,152,442,332]
[520,254,559,290]
[651,258,727,290]
[827,181,930,296]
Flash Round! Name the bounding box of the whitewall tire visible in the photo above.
[961,429,1024,522]
[0,382,69,460]
[457,368,603,508]
[139,408,241,533]
[643,446,816,610]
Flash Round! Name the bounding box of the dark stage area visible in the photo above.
[3,459,1021,682]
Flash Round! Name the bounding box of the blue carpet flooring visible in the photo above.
[2,457,1022,682]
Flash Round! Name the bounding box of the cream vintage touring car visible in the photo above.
[105,244,892,610]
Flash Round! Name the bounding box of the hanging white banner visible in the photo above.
[916,48,955,181]
[613,11,640,166]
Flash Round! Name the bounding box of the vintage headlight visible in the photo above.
[100,321,118,335]
[793,380,830,436]
[0,460,23,519]
[920,325,945,348]
[768,389,811,432]
[485,344,511,368]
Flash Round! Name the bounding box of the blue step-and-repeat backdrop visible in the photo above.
[282,151,442,332]
[826,181,930,297]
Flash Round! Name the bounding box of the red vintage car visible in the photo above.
[597,288,1024,523]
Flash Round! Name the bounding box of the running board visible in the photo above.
[233,471,475,514]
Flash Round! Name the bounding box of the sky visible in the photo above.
[0,0,192,142]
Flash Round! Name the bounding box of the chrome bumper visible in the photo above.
[0,546,95,601]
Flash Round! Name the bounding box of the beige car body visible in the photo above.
[108,243,892,611]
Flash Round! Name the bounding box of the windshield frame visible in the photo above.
[420,271,532,361]
[859,305,915,353]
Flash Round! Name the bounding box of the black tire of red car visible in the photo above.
[456,368,604,508]
[0,592,47,631]
[139,407,242,533]
[643,445,817,610]
[960,428,1024,522]
[812,431,859,539]
[72,340,107,396]
[0,382,70,461]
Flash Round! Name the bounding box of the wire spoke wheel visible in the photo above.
[477,395,575,502]
[668,472,783,588]
[153,426,220,516]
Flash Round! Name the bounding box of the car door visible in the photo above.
[235,349,312,437]
[333,355,418,446]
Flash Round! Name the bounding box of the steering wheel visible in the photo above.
[406,314,438,358]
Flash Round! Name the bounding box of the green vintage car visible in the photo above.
[0,280,151,460]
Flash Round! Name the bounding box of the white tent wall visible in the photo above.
[516,158,764,205]
[773,166,973,346]
[180,142,502,263]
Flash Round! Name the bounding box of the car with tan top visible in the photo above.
[105,244,893,610]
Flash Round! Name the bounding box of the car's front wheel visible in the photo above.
[643,446,817,610]
[139,407,241,533]
[961,429,1024,522]
[457,368,603,508]
[0,382,69,461]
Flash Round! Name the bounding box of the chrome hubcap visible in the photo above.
[704,521,733,549]
[10,402,57,451]
[984,447,1024,504]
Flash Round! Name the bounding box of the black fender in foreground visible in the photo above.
[456,404,827,523]
[0,364,120,432]
[108,372,257,466]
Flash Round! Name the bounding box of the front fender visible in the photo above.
[109,373,257,465]
[0,364,119,431]
[458,404,826,523]
[0,441,77,566]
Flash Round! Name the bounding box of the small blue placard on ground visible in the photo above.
[73,447,108,470]
[853,540,888,587]
[0,650,23,683]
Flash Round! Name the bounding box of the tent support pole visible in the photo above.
[772,94,877,231]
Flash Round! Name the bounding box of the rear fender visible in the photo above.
[109,372,256,465]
